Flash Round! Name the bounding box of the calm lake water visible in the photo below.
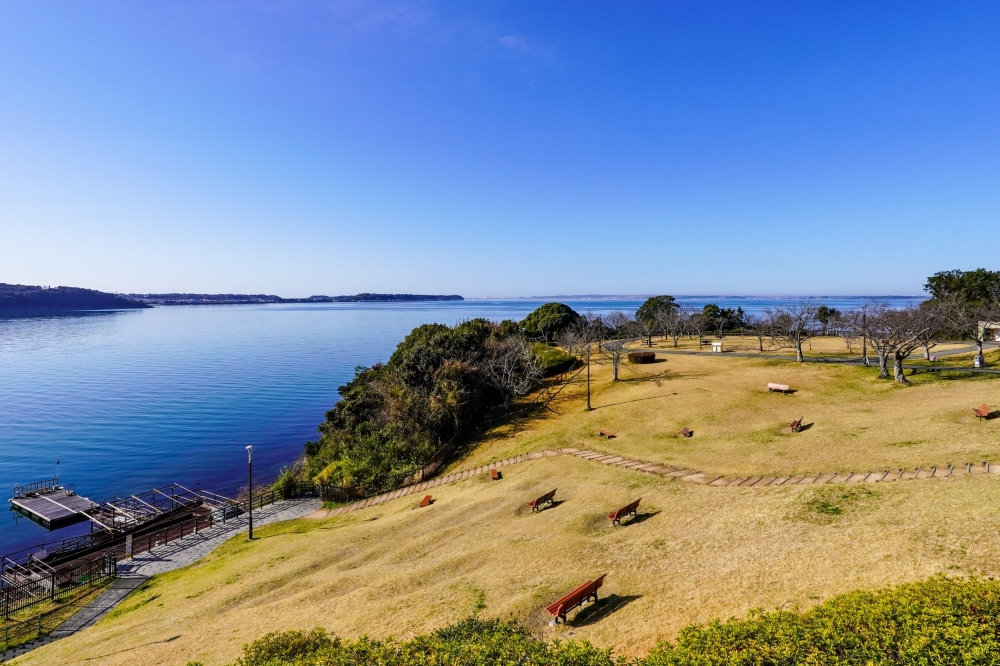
[0,296,921,555]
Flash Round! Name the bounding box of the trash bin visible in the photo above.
[974,354,983,368]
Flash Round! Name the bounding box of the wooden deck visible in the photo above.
[10,490,99,529]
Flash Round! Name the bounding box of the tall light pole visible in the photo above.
[246,445,254,540]
[586,345,592,411]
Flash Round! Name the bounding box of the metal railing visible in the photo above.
[12,478,73,499]
[0,551,116,620]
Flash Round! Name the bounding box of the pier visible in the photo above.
[8,479,99,530]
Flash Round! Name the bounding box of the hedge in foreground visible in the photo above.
[232,618,620,666]
[229,576,1000,665]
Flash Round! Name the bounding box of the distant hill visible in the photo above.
[0,284,151,312]
[129,293,464,305]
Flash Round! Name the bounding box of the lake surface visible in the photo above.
[0,296,921,556]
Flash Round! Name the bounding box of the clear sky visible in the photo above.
[1,2,997,297]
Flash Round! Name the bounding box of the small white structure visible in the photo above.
[979,322,1000,342]
[711,341,723,353]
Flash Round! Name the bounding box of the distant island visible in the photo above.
[0,283,150,312]
[129,293,464,305]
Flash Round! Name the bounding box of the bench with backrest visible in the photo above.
[768,383,791,393]
[973,404,991,421]
[545,574,607,624]
[598,429,616,438]
[790,418,803,433]
[491,469,502,480]
[680,427,692,437]
[608,499,640,525]
[528,489,557,512]
[419,495,432,508]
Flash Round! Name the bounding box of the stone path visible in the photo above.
[1,496,320,663]
[306,448,1000,519]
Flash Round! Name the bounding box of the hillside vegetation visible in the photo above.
[0,283,149,311]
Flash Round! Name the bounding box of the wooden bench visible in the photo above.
[790,417,803,433]
[768,383,791,393]
[680,427,692,437]
[491,469,502,480]
[528,489,557,512]
[608,499,640,526]
[598,429,616,439]
[973,404,991,421]
[545,574,607,624]
[419,495,432,508]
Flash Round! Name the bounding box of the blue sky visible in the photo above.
[1,2,997,297]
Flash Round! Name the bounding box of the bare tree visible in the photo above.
[766,305,818,362]
[656,307,687,348]
[946,297,1000,367]
[557,326,587,360]
[915,301,947,360]
[859,303,931,382]
[686,311,707,347]
[602,311,637,381]
[635,313,657,347]
[482,336,544,409]
[741,313,770,353]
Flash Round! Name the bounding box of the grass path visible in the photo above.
[307,446,1000,520]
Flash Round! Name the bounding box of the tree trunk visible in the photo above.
[757,336,764,353]
[672,334,680,348]
[612,357,620,380]
[878,351,889,379]
[795,341,804,362]
[923,344,931,360]
[893,351,908,384]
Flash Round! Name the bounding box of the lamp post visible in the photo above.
[585,345,592,411]
[246,445,254,540]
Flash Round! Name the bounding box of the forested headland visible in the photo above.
[303,304,577,491]
[0,283,150,312]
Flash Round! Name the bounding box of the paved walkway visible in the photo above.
[1,496,320,663]
[306,448,1000,520]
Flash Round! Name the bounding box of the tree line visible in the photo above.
[549,268,1000,385]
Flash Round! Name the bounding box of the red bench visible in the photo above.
[491,469,502,480]
[528,489,557,512]
[598,429,616,438]
[680,427,692,437]
[545,574,607,624]
[973,404,990,421]
[419,495,432,508]
[608,499,640,526]
[790,418,803,433]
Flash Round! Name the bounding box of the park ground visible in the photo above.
[11,337,1000,665]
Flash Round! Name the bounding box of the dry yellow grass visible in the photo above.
[11,352,1000,666]
[457,350,1000,477]
[14,455,1000,666]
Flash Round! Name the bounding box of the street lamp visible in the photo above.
[246,445,254,540]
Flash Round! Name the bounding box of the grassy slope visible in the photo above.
[457,345,1000,477]
[13,348,1000,666]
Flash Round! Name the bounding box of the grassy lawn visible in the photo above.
[11,352,1000,666]
[457,351,1000,477]
[2,581,110,652]
[13,455,1000,666]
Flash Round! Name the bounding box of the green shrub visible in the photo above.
[533,343,576,376]
[645,575,1000,665]
[232,618,621,666]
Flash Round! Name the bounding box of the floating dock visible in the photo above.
[9,478,99,530]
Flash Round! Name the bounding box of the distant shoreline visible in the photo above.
[129,293,465,306]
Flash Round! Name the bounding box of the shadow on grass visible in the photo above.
[798,422,815,432]
[619,510,660,527]
[593,393,679,410]
[569,594,643,627]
